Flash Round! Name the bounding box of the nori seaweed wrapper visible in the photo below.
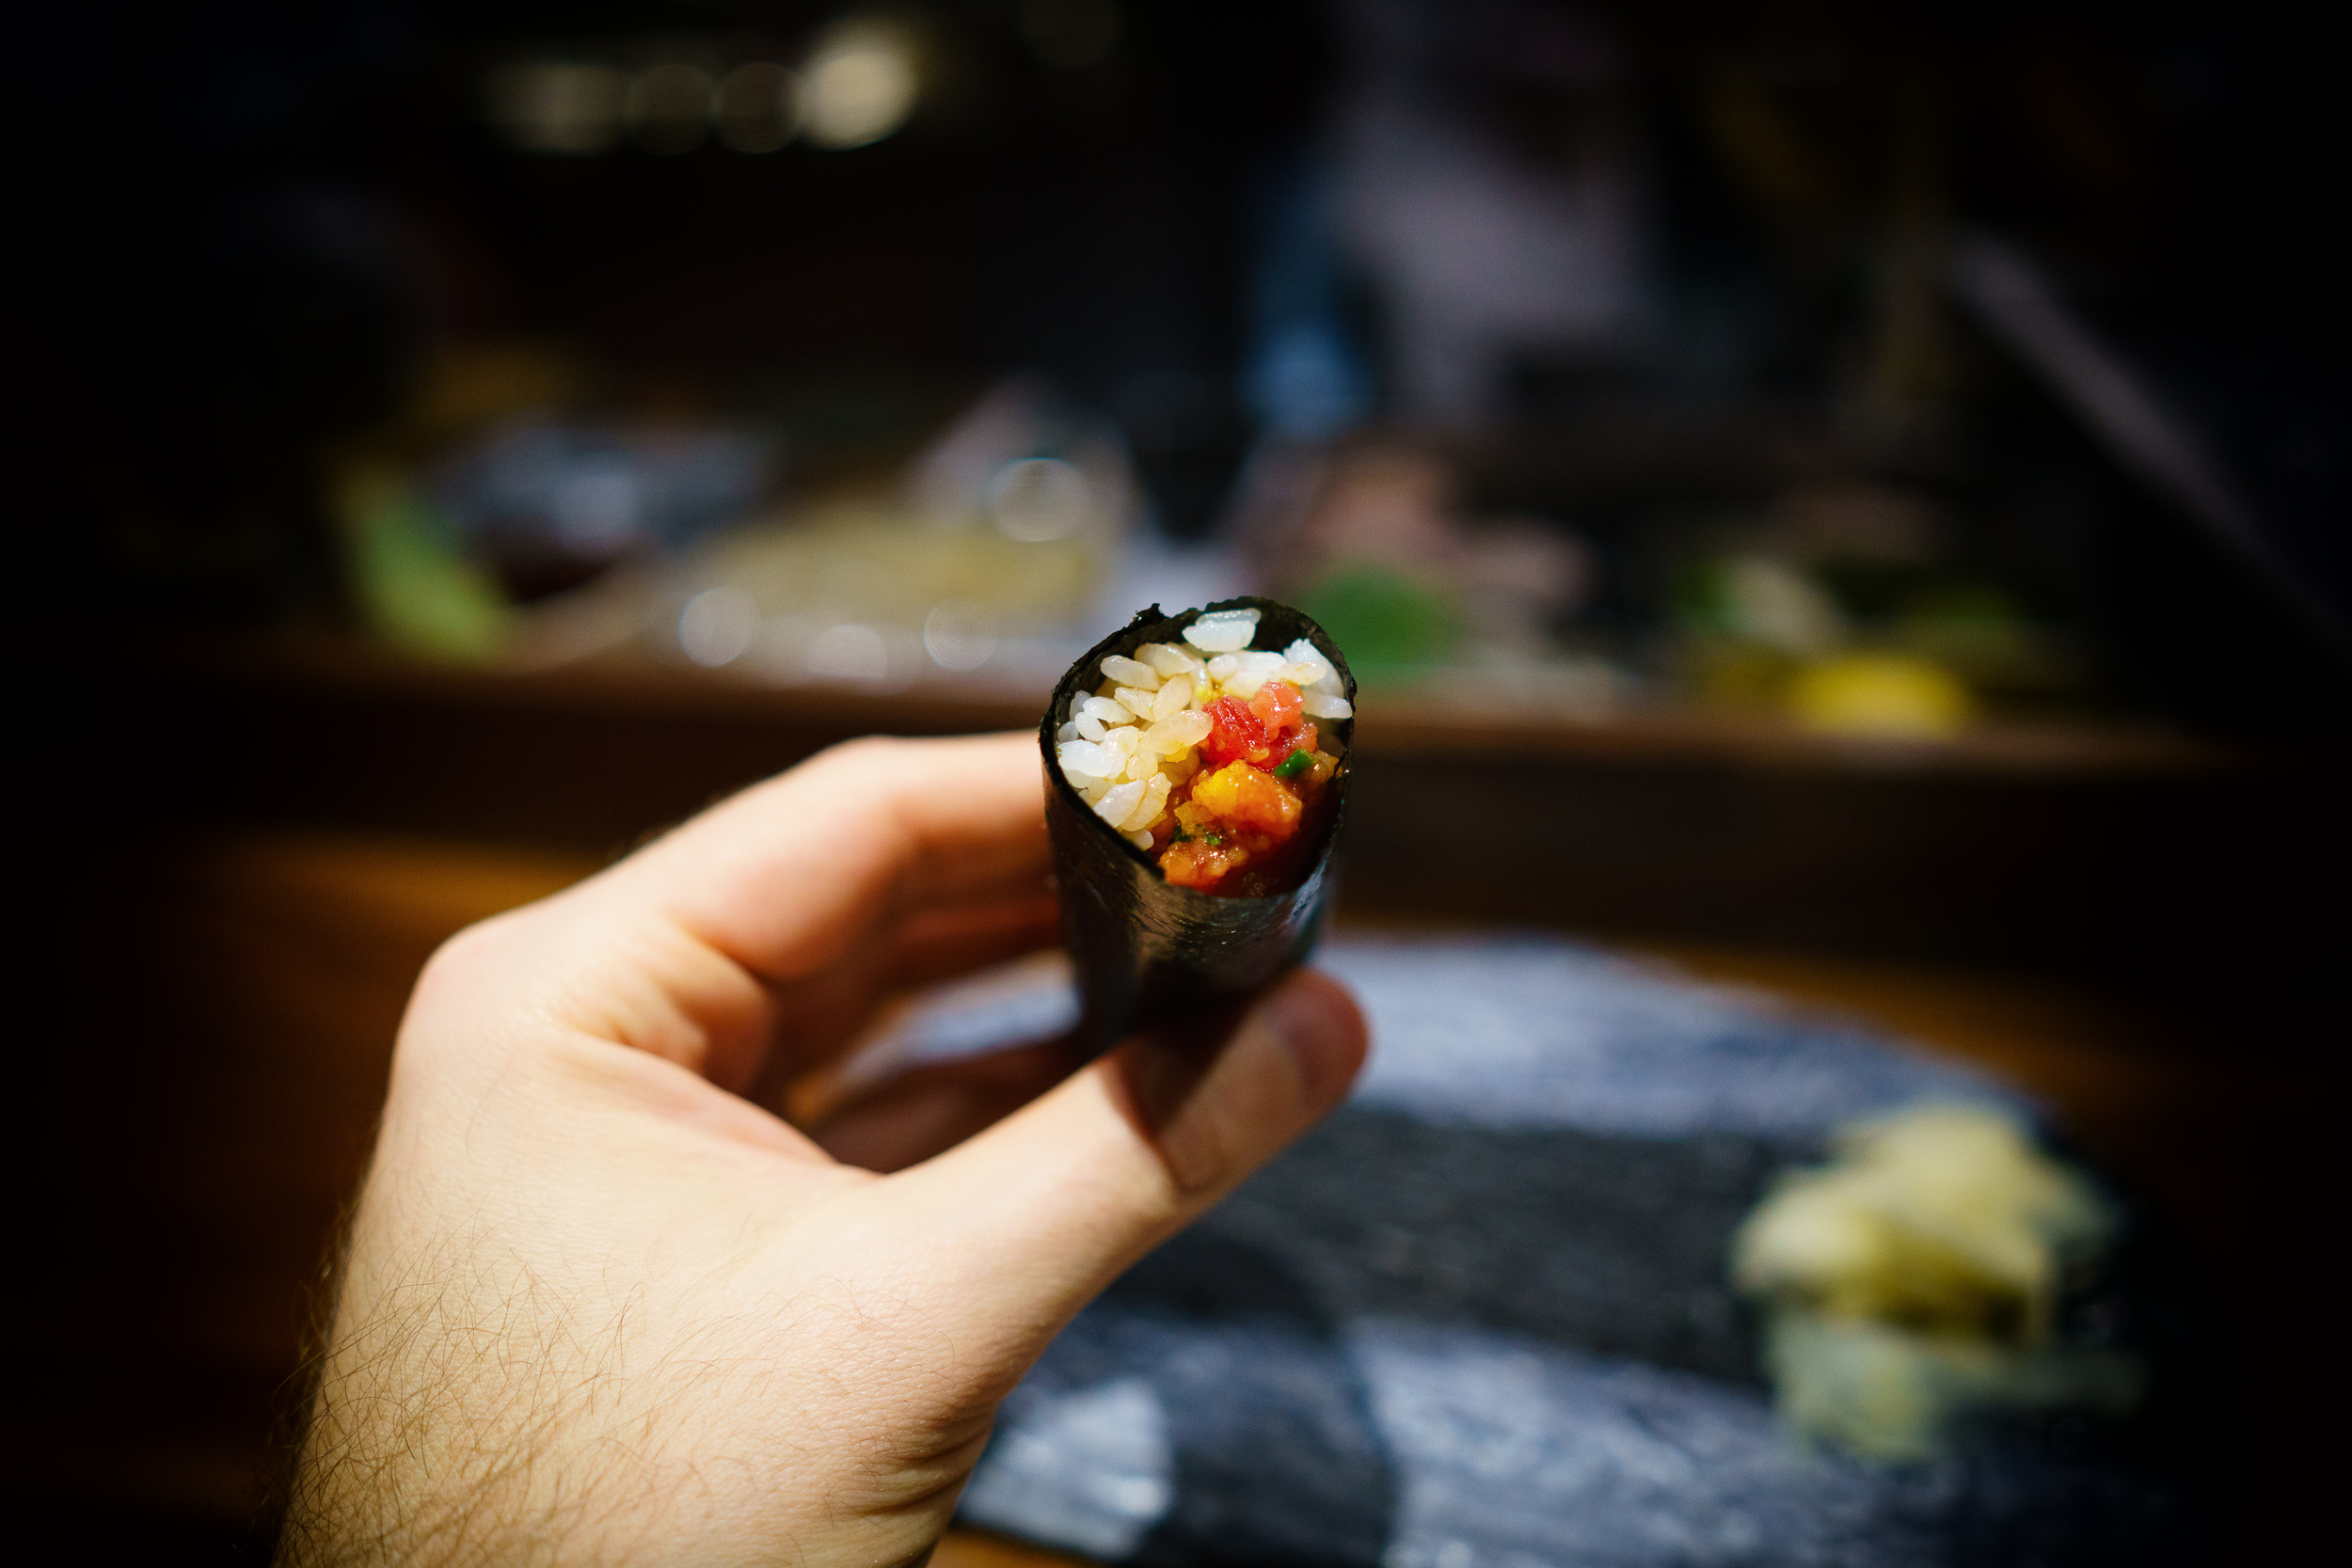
[1041,597,1357,1054]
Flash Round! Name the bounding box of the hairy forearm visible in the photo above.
[278,1223,628,1567]
[276,1204,984,1567]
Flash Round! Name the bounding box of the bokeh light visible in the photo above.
[677,586,759,667]
[803,22,919,150]
[923,599,999,671]
[486,61,624,154]
[717,62,802,153]
[803,621,894,683]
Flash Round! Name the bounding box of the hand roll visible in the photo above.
[1041,598,1356,1053]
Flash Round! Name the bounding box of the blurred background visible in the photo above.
[10,0,2345,1562]
[19,0,2352,731]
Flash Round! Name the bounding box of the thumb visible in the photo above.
[880,967,1366,1338]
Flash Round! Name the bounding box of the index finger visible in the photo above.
[606,732,1051,989]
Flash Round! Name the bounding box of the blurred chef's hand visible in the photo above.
[278,733,1364,1567]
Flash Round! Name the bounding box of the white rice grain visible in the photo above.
[1301,692,1354,720]
[1080,695,1132,728]
[1101,654,1161,689]
[1142,708,1212,755]
[1093,778,1145,826]
[1114,686,1160,721]
[1151,673,1194,720]
[1126,829,1155,850]
[1206,654,1240,682]
[1223,670,1268,699]
[1103,725,1140,759]
[1057,738,1118,778]
[1231,649,1285,673]
[1074,712,1106,742]
[1183,610,1259,653]
[1282,639,1340,692]
[1122,772,1171,832]
[1136,641,1204,678]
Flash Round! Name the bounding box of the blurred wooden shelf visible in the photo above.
[78,622,2254,773]
[38,625,2348,990]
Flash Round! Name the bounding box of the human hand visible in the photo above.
[278,734,1367,1566]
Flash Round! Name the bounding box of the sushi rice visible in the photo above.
[1052,608,1353,868]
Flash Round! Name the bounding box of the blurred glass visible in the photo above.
[429,419,771,600]
[986,457,1093,543]
[716,62,802,153]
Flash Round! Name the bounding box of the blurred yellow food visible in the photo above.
[1733,1105,2138,1460]
[1735,1105,2108,1345]
[1756,1307,2141,1464]
[1787,653,1974,738]
[692,502,1104,631]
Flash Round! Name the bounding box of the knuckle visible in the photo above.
[743,735,904,803]
[413,909,529,1001]
[813,733,909,774]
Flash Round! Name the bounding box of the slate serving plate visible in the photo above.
[863,936,2238,1567]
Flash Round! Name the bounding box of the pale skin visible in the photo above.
[277,733,1368,1567]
